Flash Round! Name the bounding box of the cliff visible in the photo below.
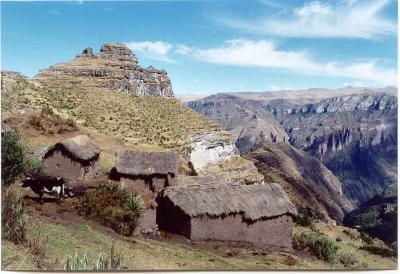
[35,43,174,97]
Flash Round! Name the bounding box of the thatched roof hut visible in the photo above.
[44,135,101,164]
[158,183,297,222]
[115,150,177,176]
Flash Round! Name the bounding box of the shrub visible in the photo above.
[64,244,122,270]
[78,184,144,236]
[27,230,49,267]
[1,130,30,187]
[360,232,374,245]
[293,232,339,262]
[1,186,26,244]
[293,214,312,227]
[361,245,396,258]
[1,130,45,186]
[64,250,90,270]
[338,249,359,267]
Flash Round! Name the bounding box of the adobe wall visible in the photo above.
[190,214,293,250]
[119,174,176,205]
[44,150,100,182]
[156,197,191,237]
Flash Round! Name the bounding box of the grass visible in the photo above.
[293,232,339,262]
[2,72,222,151]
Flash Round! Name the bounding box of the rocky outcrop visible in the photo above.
[269,92,397,205]
[188,131,237,171]
[187,88,397,207]
[187,131,264,185]
[35,43,173,97]
[246,142,354,223]
[187,94,288,154]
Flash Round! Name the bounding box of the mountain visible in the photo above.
[187,87,398,206]
[187,94,288,154]
[344,183,397,245]
[35,43,174,97]
[246,142,353,223]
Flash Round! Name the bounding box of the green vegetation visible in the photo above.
[293,232,339,262]
[1,130,44,187]
[293,214,312,227]
[344,195,397,244]
[78,184,144,236]
[361,245,396,258]
[64,244,122,271]
[337,249,359,267]
[1,186,27,244]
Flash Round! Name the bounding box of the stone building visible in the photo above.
[42,135,101,182]
[156,183,297,250]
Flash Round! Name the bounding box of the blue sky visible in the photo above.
[1,0,398,94]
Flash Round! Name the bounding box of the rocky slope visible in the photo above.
[187,94,288,154]
[269,92,397,205]
[187,88,397,206]
[246,142,353,223]
[35,43,173,97]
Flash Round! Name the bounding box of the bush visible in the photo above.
[27,230,49,267]
[361,245,396,258]
[1,186,26,244]
[1,130,30,187]
[1,130,45,187]
[78,184,144,236]
[338,249,359,267]
[293,214,312,227]
[293,232,339,262]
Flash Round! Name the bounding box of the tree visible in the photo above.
[1,130,44,188]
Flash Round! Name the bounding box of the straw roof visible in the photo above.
[44,135,101,162]
[115,150,177,176]
[158,183,297,222]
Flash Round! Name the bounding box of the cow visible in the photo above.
[22,174,66,204]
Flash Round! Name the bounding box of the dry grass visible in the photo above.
[2,72,221,151]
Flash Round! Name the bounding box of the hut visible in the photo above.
[156,183,297,250]
[43,135,101,181]
[112,150,178,197]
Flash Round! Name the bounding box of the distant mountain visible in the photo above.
[246,142,353,223]
[187,94,288,154]
[35,43,174,97]
[187,87,398,206]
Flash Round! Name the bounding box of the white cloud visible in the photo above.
[178,39,397,86]
[125,41,176,63]
[175,44,193,55]
[219,0,396,39]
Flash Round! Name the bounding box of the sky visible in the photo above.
[1,0,398,95]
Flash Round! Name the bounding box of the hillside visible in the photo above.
[187,88,398,206]
[1,71,220,152]
[246,143,353,223]
[2,187,396,271]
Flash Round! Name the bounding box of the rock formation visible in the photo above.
[187,131,265,185]
[187,88,397,207]
[246,142,354,223]
[187,94,288,154]
[35,43,174,97]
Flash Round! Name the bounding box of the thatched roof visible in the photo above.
[157,183,297,222]
[115,150,177,176]
[44,135,101,162]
